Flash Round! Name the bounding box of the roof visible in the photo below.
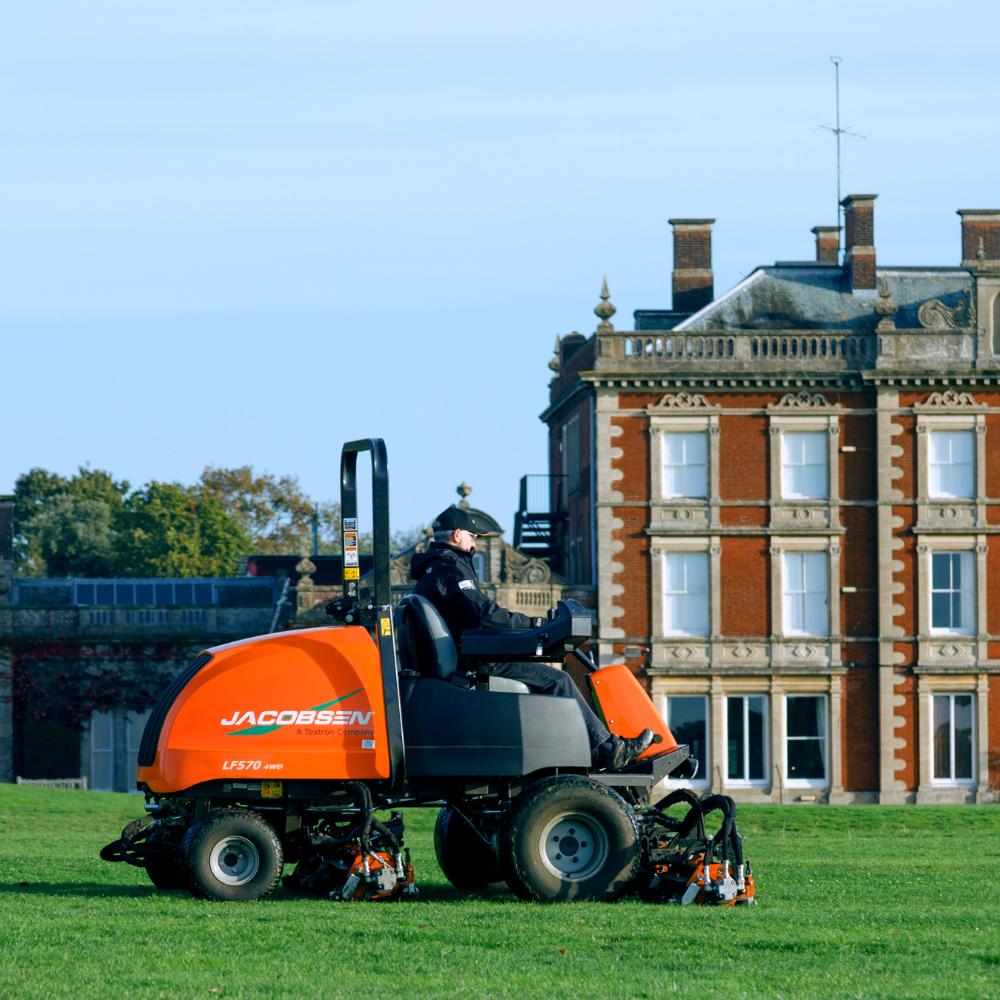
[640,265,972,333]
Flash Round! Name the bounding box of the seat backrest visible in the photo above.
[395,594,459,681]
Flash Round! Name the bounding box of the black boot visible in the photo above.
[596,728,655,771]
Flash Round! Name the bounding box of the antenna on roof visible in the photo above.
[819,57,867,259]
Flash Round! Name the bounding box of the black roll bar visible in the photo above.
[339,438,404,788]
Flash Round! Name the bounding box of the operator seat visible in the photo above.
[395,594,529,693]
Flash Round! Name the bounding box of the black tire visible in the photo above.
[182,809,283,902]
[499,775,640,902]
[434,806,502,891]
[144,824,187,891]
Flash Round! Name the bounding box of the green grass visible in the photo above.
[1,785,998,999]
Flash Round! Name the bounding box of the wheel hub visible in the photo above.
[209,836,260,886]
[539,812,609,881]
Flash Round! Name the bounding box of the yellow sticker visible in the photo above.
[380,616,392,636]
[344,567,360,580]
[261,780,283,799]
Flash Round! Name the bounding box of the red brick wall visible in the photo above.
[892,511,917,644]
[842,506,876,638]
[611,412,649,505]
[720,537,769,635]
[841,411,875,502]
[843,668,878,791]
[718,414,767,500]
[611,508,650,637]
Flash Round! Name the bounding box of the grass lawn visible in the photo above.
[1,784,998,999]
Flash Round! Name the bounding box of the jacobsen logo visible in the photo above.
[221,688,372,736]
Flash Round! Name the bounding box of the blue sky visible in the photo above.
[2,1,998,538]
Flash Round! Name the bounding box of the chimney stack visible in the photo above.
[669,218,715,313]
[958,209,1000,268]
[812,225,840,263]
[842,194,877,291]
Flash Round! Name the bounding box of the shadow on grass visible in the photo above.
[0,879,514,904]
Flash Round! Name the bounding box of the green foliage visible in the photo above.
[12,462,427,577]
[117,482,250,578]
[0,790,998,999]
[198,465,339,555]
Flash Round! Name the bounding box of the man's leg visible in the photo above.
[489,661,610,752]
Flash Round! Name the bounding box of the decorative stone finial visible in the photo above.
[594,277,616,333]
[456,482,472,509]
[295,556,316,586]
[875,275,897,332]
[548,334,561,373]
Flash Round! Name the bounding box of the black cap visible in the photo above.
[432,506,498,537]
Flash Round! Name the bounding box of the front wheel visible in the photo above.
[182,809,283,901]
[499,775,639,902]
[434,805,502,891]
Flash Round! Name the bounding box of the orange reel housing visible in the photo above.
[138,627,390,794]
[589,664,679,761]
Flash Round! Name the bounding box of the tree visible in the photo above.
[199,466,342,555]
[13,466,129,576]
[117,482,251,577]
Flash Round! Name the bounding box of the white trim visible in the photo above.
[783,693,830,789]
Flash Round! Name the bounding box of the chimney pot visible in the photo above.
[669,218,715,313]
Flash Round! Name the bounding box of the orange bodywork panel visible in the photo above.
[137,626,390,794]
[588,664,679,761]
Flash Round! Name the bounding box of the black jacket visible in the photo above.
[410,543,533,642]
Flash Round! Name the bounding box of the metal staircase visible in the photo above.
[513,475,567,563]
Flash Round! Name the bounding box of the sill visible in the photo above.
[784,779,829,788]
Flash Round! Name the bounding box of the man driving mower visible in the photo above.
[410,506,655,771]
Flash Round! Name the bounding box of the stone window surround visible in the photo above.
[767,404,841,531]
[724,691,770,788]
[769,536,842,669]
[652,673,845,803]
[914,408,987,530]
[649,535,721,669]
[659,692,710,788]
[915,534,988,667]
[647,402,721,532]
[914,673,991,804]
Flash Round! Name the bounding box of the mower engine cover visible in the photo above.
[137,626,391,794]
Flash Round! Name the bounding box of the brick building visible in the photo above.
[544,195,1000,804]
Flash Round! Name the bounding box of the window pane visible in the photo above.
[933,695,951,779]
[76,583,95,604]
[115,583,134,604]
[747,696,765,780]
[174,582,193,605]
[781,432,828,499]
[727,697,744,780]
[194,583,213,605]
[135,584,154,604]
[783,552,828,636]
[667,697,707,771]
[155,583,173,604]
[929,430,974,499]
[787,696,823,738]
[663,432,707,499]
[664,553,708,636]
[787,739,825,780]
[931,552,951,590]
[954,695,973,781]
[96,583,114,604]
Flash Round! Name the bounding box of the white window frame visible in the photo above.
[725,694,769,786]
[780,431,829,500]
[914,405,987,531]
[662,430,708,500]
[783,694,829,788]
[930,692,976,786]
[929,551,975,636]
[781,550,830,638]
[927,429,974,499]
[662,550,710,638]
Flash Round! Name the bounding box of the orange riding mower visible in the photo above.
[101,438,756,906]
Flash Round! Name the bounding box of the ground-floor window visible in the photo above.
[785,695,827,785]
[87,709,150,792]
[932,693,975,783]
[665,695,708,784]
[726,695,767,783]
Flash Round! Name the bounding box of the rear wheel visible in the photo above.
[499,776,639,902]
[182,809,283,901]
[434,806,501,891]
